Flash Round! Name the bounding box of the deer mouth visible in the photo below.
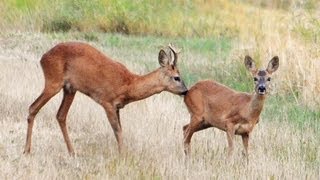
[257,85,266,95]
[180,90,188,96]
[258,90,266,95]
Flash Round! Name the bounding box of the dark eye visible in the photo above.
[253,77,258,81]
[174,77,181,82]
[267,77,271,81]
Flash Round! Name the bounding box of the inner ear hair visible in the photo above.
[158,49,169,67]
[267,56,279,73]
[244,55,257,73]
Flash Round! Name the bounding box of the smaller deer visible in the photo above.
[183,56,279,159]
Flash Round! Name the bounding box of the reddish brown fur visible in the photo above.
[183,56,279,160]
[24,42,187,155]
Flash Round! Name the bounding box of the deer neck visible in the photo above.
[127,69,165,102]
[248,93,266,121]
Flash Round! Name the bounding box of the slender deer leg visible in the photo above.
[103,104,123,154]
[116,109,122,128]
[226,124,235,158]
[183,124,189,139]
[183,115,202,155]
[56,89,76,156]
[241,133,250,163]
[24,85,61,154]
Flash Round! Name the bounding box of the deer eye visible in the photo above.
[267,77,271,81]
[253,77,258,81]
[173,76,181,82]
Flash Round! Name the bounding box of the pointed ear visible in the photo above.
[244,55,257,74]
[168,43,180,66]
[158,49,169,67]
[267,56,279,74]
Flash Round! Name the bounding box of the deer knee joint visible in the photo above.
[27,116,34,124]
[28,105,38,117]
[56,113,65,123]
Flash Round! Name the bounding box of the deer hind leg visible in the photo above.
[24,82,62,154]
[183,115,204,155]
[103,104,123,154]
[56,88,76,156]
[183,120,212,138]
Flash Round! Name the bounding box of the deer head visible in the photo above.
[158,44,188,95]
[245,55,279,95]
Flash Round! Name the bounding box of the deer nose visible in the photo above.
[180,81,188,95]
[181,90,188,95]
[258,85,266,92]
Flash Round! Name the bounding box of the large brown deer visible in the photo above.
[183,55,279,160]
[24,42,188,155]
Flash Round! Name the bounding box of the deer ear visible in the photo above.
[168,43,180,66]
[244,55,257,74]
[267,56,279,74]
[158,49,169,67]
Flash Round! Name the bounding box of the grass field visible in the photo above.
[0,32,319,179]
[0,0,320,179]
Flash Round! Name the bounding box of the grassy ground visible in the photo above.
[0,32,319,179]
[0,0,320,179]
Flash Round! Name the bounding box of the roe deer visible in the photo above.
[24,42,188,155]
[183,55,279,160]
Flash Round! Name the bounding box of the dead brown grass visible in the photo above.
[0,33,319,179]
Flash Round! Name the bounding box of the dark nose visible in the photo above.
[258,85,266,92]
[180,81,188,95]
[181,90,188,95]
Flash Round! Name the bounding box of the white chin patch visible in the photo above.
[258,91,266,95]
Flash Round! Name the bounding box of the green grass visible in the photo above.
[56,32,232,56]
[264,95,320,134]
[0,0,310,36]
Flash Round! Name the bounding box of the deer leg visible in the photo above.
[241,133,250,163]
[183,120,211,136]
[183,124,189,138]
[24,84,62,154]
[183,115,202,155]
[56,89,76,156]
[103,104,123,154]
[226,124,235,158]
[116,109,122,128]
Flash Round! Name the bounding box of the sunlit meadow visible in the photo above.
[0,0,319,179]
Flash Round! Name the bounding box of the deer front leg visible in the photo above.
[241,133,250,163]
[226,123,235,158]
[103,104,123,154]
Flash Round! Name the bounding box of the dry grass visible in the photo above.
[0,33,319,179]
